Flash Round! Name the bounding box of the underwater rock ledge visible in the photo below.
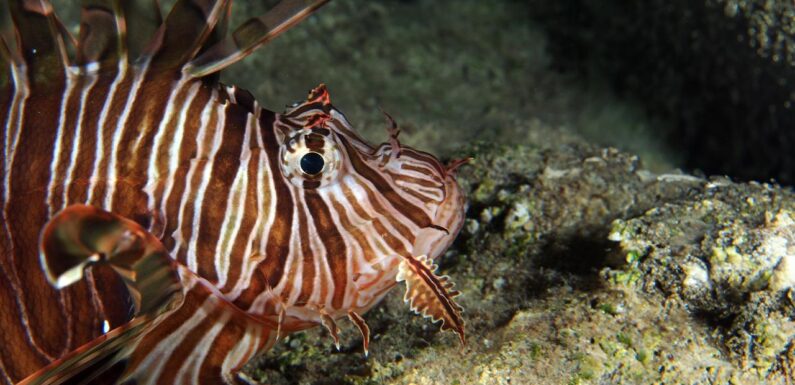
[529,0,795,184]
[246,125,795,384]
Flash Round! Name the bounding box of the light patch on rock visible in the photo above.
[504,202,531,231]
[764,211,795,291]
[541,166,580,179]
[683,262,712,291]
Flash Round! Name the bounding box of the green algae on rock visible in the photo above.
[608,181,795,380]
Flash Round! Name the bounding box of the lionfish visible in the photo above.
[0,0,467,384]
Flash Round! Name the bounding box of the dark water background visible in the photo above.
[224,0,795,186]
[52,0,795,183]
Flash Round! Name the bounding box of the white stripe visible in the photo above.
[133,292,210,384]
[149,82,201,214]
[3,65,29,204]
[220,325,259,380]
[171,90,215,259]
[227,111,270,301]
[61,70,100,210]
[104,61,149,209]
[215,114,254,288]
[186,102,226,272]
[278,208,303,306]
[319,187,359,310]
[349,174,415,253]
[86,60,128,204]
[1,64,59,361]
[143,79,191,208]
[46,68,79,216]
[175,307,231,384]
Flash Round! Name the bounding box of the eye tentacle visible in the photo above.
[444,157,472,177]
[381,110,401,160]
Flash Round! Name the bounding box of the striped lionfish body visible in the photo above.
[0,1,466,384]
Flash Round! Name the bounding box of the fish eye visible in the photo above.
[280,128,341,189]
[300,152,325,175]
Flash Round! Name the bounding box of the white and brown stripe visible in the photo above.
[0,1,465,384]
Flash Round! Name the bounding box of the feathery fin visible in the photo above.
[122,0,162,61]
[39,204,183,317]
[185,0,329,78]
[77,0,123,66]
[8,0,72,83]
[397,255,466,345]
[145,0,230,70]
[17,316,157,385]
[0,3,21,67]
[32,205,281,384]
[26,204,184,384]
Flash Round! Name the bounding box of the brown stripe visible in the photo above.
[175,92,221,265]
[233,265,267,310]
[303,190,347,309]
[195,102,248,283]
[340,183,399,259]
[197,316,245,382]
[294,197,316,306]
[329,194,377,263]
[221,147,260,292]
[260,111,294,289]
[342,181,408,258]
[349,175,416,246]
[88,67,135,204]
[160,84,212,252]
[132,79,192,208]
[400,148,445,176]
[112,71,179,205]
[126,281,213,373]
[6,75,66,358]
[339,136,432,229]
[50,75,87,210]
[155,307,222,384]
[66,71,115,205]
[0,262,49,382]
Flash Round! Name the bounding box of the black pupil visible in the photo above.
[300,152,325,175]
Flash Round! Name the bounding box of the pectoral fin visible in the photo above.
[17,315,157,385]
[397,255,465,345]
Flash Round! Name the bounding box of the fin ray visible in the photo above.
[121,0,162,62]
[145,0,230,70]
[77,0,124,66]
[8,0,73,82]
[185,0,329,78]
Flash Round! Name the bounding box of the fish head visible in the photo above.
[274,84,465,312]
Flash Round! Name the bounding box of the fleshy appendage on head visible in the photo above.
[274,84,468,345]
